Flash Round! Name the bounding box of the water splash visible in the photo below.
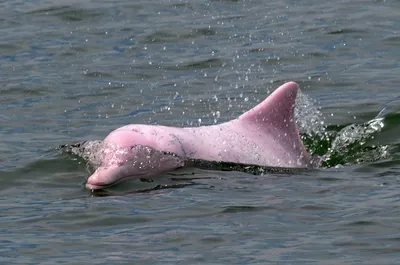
[318,94,400,167]
[375,95,400,119]
[295,89,326,138]
[322,117,388,167]
[294,89,397,168]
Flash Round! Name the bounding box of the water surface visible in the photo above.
[1,0,399,264]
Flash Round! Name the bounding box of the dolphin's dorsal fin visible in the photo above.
[238,81,298,131]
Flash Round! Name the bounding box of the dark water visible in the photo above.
[1,0,400,264]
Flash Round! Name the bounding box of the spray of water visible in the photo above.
[295,89,326,138]
[293,89,398,168]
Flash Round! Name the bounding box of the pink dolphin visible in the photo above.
[83,81,316,190]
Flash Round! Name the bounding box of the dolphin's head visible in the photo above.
[85,144,184,190]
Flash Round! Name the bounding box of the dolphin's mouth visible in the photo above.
[85,172,149,190]
[86,182,110,190]
[85,178,118,190]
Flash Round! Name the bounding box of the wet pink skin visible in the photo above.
[86,82,313,190]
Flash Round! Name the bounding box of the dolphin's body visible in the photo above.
[70,82,316,190]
